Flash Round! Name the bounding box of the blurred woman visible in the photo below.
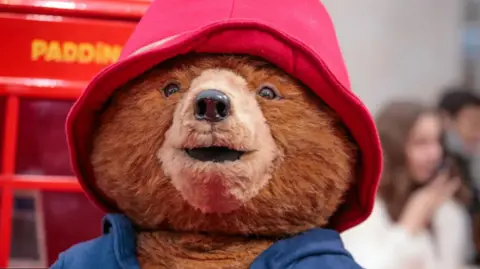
[341,101,473,269]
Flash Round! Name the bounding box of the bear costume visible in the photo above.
[51,0,382,268]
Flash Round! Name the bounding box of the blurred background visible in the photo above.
[324,0,468,113]
[0,0,479,268]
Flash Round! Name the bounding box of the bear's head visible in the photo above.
[66,0,382,251]
[90,54,357,236]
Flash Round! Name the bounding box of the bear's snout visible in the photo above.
[194,89,230,122]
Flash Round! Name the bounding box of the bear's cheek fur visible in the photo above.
[253,86,358,231]
[91,67,188,228]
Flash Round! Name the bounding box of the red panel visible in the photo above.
[0,13,136,83]
[42,191,104,266]
[0,97,6,260]
[8,176,81,191]
[0,96,19,268]
[16,98,74,176]
[0,0,150,21]
[0,98,6,171]
[2,97,20,175]
[0,79,84,100]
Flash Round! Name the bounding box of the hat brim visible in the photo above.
[67,20,382,232]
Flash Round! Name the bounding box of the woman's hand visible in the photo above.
[398,171,461,235]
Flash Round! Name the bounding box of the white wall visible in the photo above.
[322,0,465,114]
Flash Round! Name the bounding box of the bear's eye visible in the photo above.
[258,86,279,100]
[162,83,180,97]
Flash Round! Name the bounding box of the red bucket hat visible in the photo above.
[66,0,383,232]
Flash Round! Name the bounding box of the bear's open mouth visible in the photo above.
[185,147,245,162]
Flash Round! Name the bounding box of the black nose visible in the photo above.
[194,89,230,122]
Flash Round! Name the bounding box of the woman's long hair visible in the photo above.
[376,101,470,222]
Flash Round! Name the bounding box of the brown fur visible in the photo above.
[137,232,272,269]
[91,54,358,268]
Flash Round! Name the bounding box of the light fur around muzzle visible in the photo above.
[157,69,281,213]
